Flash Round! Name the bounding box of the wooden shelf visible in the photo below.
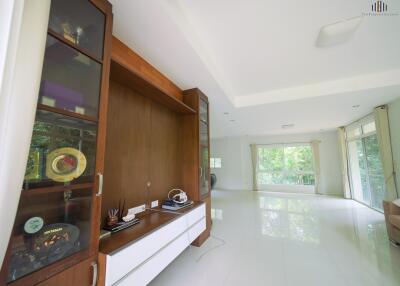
[22,182,94,196]
[110,37,196,115]
[37,104,98,122]
[110,61,196,115]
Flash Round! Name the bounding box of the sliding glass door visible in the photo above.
[346,117,385,211]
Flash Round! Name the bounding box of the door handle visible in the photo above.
[96,173,103,197]
[91,262,98,286]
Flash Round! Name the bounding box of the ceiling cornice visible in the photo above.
[235,69,400,107]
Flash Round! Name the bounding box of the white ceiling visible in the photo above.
[110,0,400,138]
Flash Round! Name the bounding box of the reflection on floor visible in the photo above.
[150,190,400,286]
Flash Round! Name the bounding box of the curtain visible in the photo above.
[0,0,50,268]
[311,140,321,194]
[250,144,258,191]
[337,127,352,199]
[374,106,398,201]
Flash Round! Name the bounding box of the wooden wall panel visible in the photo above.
[102,81,183,224]
[102,81,151,224]
[149,102,182,202]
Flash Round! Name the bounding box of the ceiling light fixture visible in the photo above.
[281,124,295,129]
[316,16,363,47]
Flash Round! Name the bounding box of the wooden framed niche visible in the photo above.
[100,37,211,244]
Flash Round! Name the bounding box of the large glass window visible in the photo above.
[256,144,315,189]
[346,115,385,212]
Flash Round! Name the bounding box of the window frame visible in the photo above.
[210,157,222,169]
[255,143,316,193]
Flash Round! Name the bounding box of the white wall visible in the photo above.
[388,97,400,198]
[211,130,343,196]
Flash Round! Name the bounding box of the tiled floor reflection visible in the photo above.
[150,190,400,286]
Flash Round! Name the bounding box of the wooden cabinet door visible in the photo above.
[37,256,97,286]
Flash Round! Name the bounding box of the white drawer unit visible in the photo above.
[103,203,206,286]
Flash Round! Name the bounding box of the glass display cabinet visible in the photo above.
[0,1,112,285]
[199,97,210,198]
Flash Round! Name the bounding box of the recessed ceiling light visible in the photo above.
[316,16,363,47]
[352,104,360,108]
[281,124,295,129]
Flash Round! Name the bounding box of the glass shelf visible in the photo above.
[23,110,97,190]
[199,98,208,125]
[199,109,210,197]
[7,187,93,283]
[48,0,105,60]
[39,34,102,117]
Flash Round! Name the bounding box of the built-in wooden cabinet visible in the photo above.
[1,2,213,284]
[182,88,212,246]
[0,1,112,285]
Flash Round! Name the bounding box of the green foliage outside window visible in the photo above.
[257,145,315,186]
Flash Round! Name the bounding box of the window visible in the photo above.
[346,115,385,212]
[256,144,315,187]
[210,157,222,168]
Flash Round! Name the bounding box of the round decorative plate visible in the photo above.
[33,223,80,263]
[46,147,87,182]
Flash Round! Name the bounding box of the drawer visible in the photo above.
[107,215,187,284]
[116,218,206,286]
[107,204,206,285]
[188,216,206,243]
[186,203,206,226]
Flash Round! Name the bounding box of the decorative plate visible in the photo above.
[46,147,86,182]
[33,223,80,263]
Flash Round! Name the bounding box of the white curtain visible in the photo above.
[0,0,50,267]
[374,106,398,201]
[337,127,352,199]
[311,140,321,194]
[250,144,258,191]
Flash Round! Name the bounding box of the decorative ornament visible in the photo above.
[46,147,86,182]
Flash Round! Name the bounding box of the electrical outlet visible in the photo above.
[151,200,158,208]
[128,204,146,215]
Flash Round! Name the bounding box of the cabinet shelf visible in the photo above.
[21,182,94,196]
[110,37,196,115]
[110,61,196,115]
[37,104,98,122]
[47,29,103,64]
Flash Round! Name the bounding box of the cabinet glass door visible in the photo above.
[199,98,210,197]
[48,0,105,60]
[7,187,93,282]
[24,110,97,190]
[39,35,102,117]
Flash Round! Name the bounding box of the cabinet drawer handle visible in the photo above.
[97,173,103,197]
[91,262,98,286]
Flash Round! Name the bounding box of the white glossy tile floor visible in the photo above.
[150,190,400,286]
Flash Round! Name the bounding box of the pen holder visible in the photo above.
[106,215,118,226]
